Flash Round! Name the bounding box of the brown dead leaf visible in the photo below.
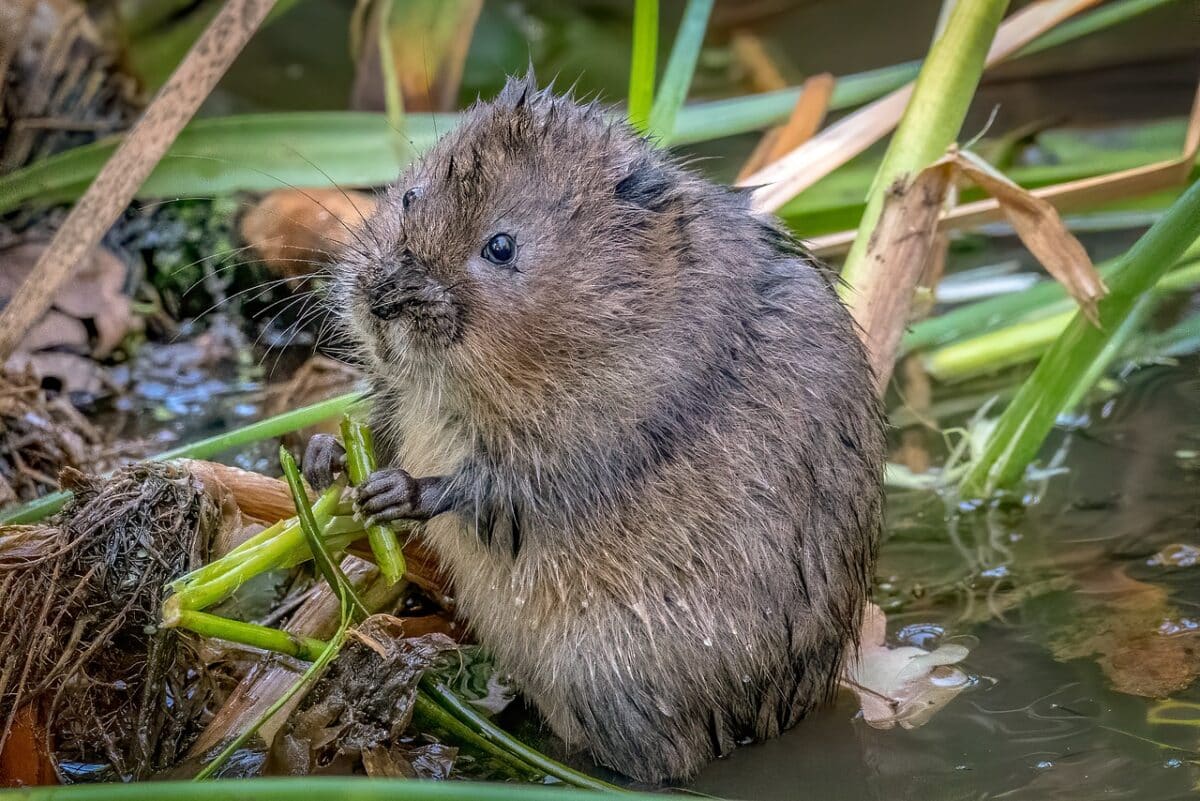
[240,189,377,279]
[842,602,972,730]
[736,73,834,182]
[0,242,135,393]
[266,619,458,778]
[184,459,303,528]
[807,81,1200,258]
[943,147,1107,323]
[0,704,56,787]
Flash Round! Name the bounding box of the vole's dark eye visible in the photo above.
[402,187,421,209]
[482,233,517,266]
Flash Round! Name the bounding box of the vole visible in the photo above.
[304,73,885,783]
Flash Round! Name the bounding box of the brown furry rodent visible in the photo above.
[306,74,885,783]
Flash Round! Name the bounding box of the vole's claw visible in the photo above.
[355,467,419,523]
[302,433,346,491]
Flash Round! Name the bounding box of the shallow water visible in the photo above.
[691,357,1200,800]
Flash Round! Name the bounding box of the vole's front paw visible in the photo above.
[302,434,346,490]
[355,467,421,524]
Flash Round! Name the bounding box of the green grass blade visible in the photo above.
[646,0,714,141]
[960,177,1200,497]
[627,0,658,131]
[279,447,370,620]
[0,113,451,215]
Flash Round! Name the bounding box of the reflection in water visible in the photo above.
[693,357,1200,800]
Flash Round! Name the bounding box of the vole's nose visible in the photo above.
[366,270,445,321]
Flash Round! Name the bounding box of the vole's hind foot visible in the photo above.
[302,433,345,490]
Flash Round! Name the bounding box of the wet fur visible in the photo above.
[333,75,885,782]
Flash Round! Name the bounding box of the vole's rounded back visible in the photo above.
[335,74,885,783]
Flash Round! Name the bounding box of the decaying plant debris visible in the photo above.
[267,617,457,779]
[0,462,225,780]
[0,366,109,505]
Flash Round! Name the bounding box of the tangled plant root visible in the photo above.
[0,462,225,780]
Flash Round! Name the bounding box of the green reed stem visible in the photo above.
[341,417,406,583]
[165,485,344,614]
[960,178,1200,497]
[280,447,370,621]
[646,0,713,141]
[10,777,651,801]
[922,256,1200,382]
[419,678,623,791]
[170,610,328,661]
[627,0,658,132]
[840,0,1009,294]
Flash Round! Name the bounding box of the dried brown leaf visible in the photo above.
[842,603,971,730]
[744,0,1103,211]
[944,147,1106,323]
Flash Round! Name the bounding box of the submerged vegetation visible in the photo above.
[1,0,1199,797]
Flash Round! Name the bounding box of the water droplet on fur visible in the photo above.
[741,674,751,683]
[702,637,713,647]
[513,596,525,607]
[581,600,589,608]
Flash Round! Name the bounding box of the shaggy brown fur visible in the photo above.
[325,74,885,782]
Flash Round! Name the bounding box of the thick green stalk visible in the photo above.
[341,417,406,583]
[627,0,658,131]
[924,310,1075,382]
[170,610,328,661]
[646,0,714,141]
[960,178,1200,497]
[1062,296,1155,413]
[0,391,364,525]
[840,0,1009,292]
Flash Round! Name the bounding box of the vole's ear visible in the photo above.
[615,160,672,212]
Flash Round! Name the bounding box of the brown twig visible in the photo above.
[0,0,278,360]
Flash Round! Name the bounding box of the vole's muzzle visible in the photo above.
[366,271,448,322]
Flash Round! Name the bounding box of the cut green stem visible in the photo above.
[169,610,328,662]
[341,417,406,583]
[419,678,623,791]
[166,486,345,614]
[280,447,370,621]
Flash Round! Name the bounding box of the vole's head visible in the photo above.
[338,73,706,416]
